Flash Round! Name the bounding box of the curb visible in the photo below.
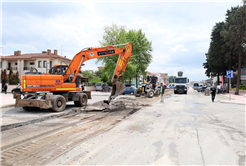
[219,101,245,105]
[1,104,15,109]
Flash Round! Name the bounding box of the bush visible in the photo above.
[239,84,246,90]
[89,77,101,84]
[101,74,108,83]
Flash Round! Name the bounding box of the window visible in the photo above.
[38,61,41,68]
[30,62,35,65]
[50,61,52,68]
[96,83,102,86]
[0,62,2,68]
[43,61,47,68]
[15,62,18,65]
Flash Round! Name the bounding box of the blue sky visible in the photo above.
[1,0,243,82]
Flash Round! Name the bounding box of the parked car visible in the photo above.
[95,83,111,91]
[11,85,21,93]
[122,86,135,95]
[231,84,237,88]
[193,83,199,90]
[216,85,226,94]
[168,83,175,89]
[197,86,206,92]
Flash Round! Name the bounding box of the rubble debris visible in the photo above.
[80,96,151,112]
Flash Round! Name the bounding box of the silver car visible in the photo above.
[95,83,111,91]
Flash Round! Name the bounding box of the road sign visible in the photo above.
[167,78,170,81]
[226,70,233,78]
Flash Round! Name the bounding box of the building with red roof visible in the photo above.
[1,49,71,80]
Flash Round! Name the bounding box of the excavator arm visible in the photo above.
[64,43,132,103]
[64,43,132,82]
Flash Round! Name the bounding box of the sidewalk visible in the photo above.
[0,93,15,108]
[220,92,246,105]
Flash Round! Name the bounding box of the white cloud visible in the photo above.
[196,42,209,53]
[171,45,189,52]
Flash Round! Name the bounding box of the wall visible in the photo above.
[85,86,96,91]
[1,84,18,93]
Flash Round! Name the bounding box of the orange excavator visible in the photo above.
[14,43,132,112]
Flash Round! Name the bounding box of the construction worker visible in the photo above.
[160,83,165,102]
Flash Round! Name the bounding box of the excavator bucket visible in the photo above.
[104,81,126,104]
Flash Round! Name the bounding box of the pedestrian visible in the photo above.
[3,83,8,94]
[160,83,165,102]
[210,85,217,102]
[81,83,84,91]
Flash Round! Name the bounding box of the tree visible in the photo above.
[221,6,240,93]
[204,22,228,86]
[168,76,176,83]
[82,70,101,84]
[101,74,108,83]
[127,29,153,87]
[8,68,13,83]
[95,70,103,78]
[97,24,153,87]
[1,69,7,85]
[222,5,246,94]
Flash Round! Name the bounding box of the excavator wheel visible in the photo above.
[52,95,66,112]
[147,89,154,98]
[74,93,88,107]
[134,88,141,97]
[22,107,40,111]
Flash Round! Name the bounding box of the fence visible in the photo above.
[23,67,35,70]
[7,67,18,70]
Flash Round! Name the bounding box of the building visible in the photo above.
[1,49,71,80]
[97,65,105,71]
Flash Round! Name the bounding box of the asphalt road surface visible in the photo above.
[1,89,245,165]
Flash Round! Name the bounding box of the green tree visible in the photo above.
[8,68,13,83]
[97,24,134,83]
[95,70,103,78]
[127,29,153,87]
[101,74,108,83]
[1,69,7,84]
[82,70,95,79]
[169,76,176,83]
[97,24,153,87]
[222,5,246,94]
[204,22,228,86]
[221,6,240,93]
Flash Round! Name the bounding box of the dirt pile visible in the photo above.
[80,96,152,112]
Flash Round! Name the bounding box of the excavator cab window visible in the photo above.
[49,66,68,75]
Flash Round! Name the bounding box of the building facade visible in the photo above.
[1,49,71,80]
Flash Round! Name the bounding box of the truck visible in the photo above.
[174,71,189,94]
[14,43,132,111]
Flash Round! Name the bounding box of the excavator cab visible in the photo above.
[49,65,68,75]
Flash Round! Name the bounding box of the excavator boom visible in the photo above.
[64,43,132,103]
[64,43,132,83]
